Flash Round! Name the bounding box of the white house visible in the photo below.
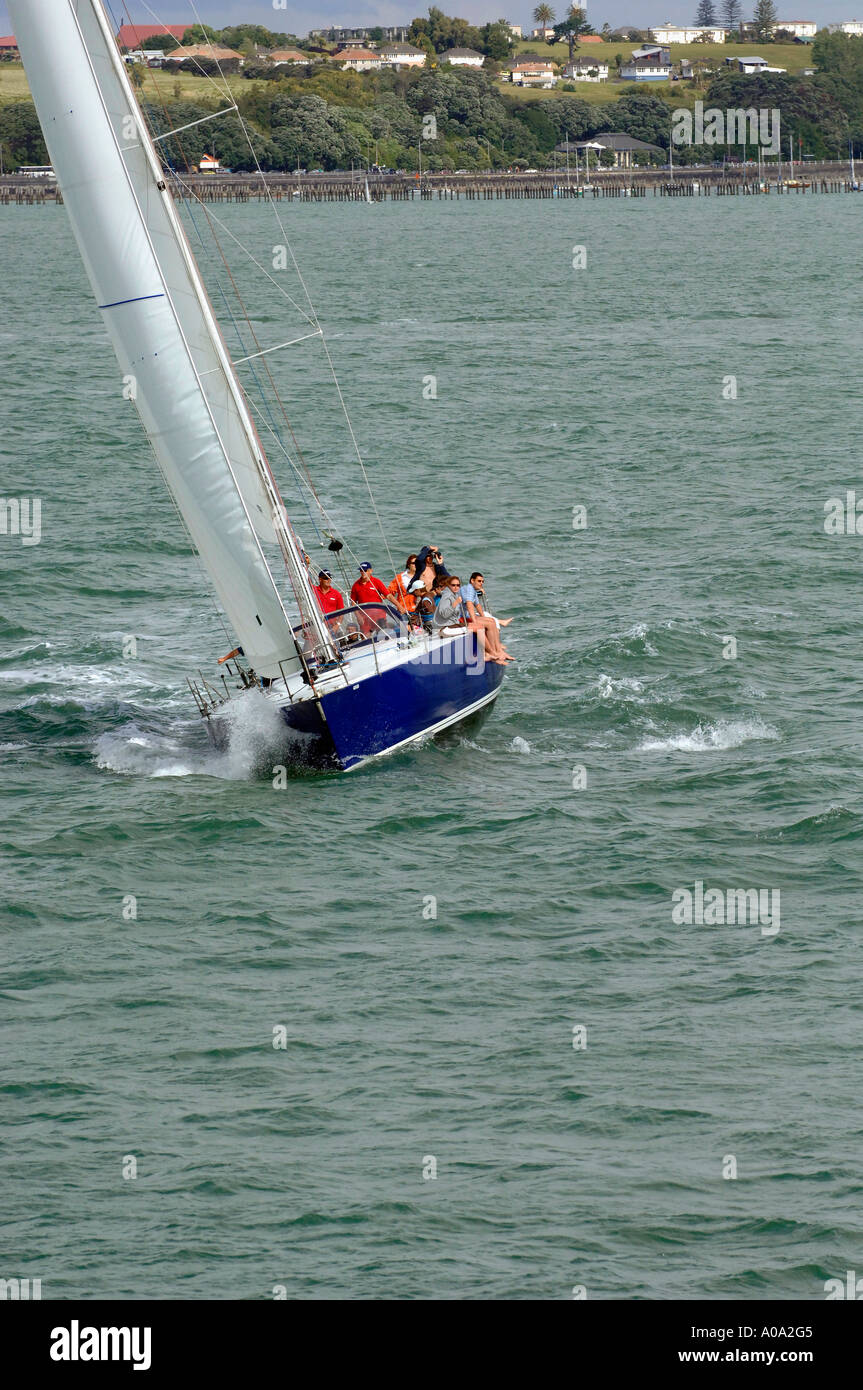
[507,23,523,38]
[123,48,166,67]
[333,47,382,71]
[562,58,609,81]
[649,24,726,43]
[268,48,310,65]
[839,19,863,34]
[734,54,786,73]
[379,41,427,67]
[445,47,485,67]
[621,45,672,80]
[531,26,557,39]
[775,20,817,36]
[510,56,556,87]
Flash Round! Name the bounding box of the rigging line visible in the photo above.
[197,329,323,372]
[243,393,382,576]
[180,3,398,578]
[123,0,235,105]
[175,184,329,525]
[123,61,319,640]
[232,330,324,368]
[181,201,323,544]
[152,105,238,142]
[163,170,318,329]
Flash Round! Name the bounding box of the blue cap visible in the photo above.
[318,569,332,579]
[359,561,372,571]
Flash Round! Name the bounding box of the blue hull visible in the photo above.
[280,634,505,770]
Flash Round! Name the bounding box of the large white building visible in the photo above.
[509,55,556,86]
[562,58,609,81]
[649,24,726,43]
[839,19,863,33]
[621,44,672,80]
[378,41,426,67]
[776,20,817,36]
[445,47,484,67]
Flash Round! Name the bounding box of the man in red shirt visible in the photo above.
[312,569,344,615]
[350,562,389,606]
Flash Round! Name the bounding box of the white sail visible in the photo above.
[10,0,328,677]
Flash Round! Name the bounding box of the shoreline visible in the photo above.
[1,163,857,205]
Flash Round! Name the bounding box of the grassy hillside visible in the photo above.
[513,39,813,75]
[0,62,252,109]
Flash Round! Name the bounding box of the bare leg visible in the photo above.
[481,615,511,660]
[470,620,505,663]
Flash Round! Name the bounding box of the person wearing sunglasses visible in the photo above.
[461,571,513,661]
[432,575,467,630]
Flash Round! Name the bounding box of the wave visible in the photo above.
[93,688,309,781]
[637,718,779,753]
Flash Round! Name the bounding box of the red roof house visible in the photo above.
[116,23,190,50]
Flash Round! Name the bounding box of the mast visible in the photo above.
[11,0,337,674]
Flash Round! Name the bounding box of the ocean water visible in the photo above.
[2,193,863,1300]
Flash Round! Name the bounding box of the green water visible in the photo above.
[2,195,863,1299]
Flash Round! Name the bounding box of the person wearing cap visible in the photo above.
[350,562,389,606]
[408,545,450,595]
[312,569,344,616]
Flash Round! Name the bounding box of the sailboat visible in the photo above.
[850,140,861,191]
[11,0,506,773]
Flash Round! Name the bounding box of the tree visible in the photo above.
[695,0,716,24]
[752,0,778,41]
[139,33,180,53]
[533,5,555,33]
[182,24,220,45]
[551,6,593,64]
[481,19,515,60]
[128,62,146,91]
[0,102,48,167]
[722,0,742,34]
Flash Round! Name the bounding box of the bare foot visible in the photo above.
[498,618,513,627]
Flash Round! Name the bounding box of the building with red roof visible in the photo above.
[116,23,190,51]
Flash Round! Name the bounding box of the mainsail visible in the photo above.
[10,0,330,677]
